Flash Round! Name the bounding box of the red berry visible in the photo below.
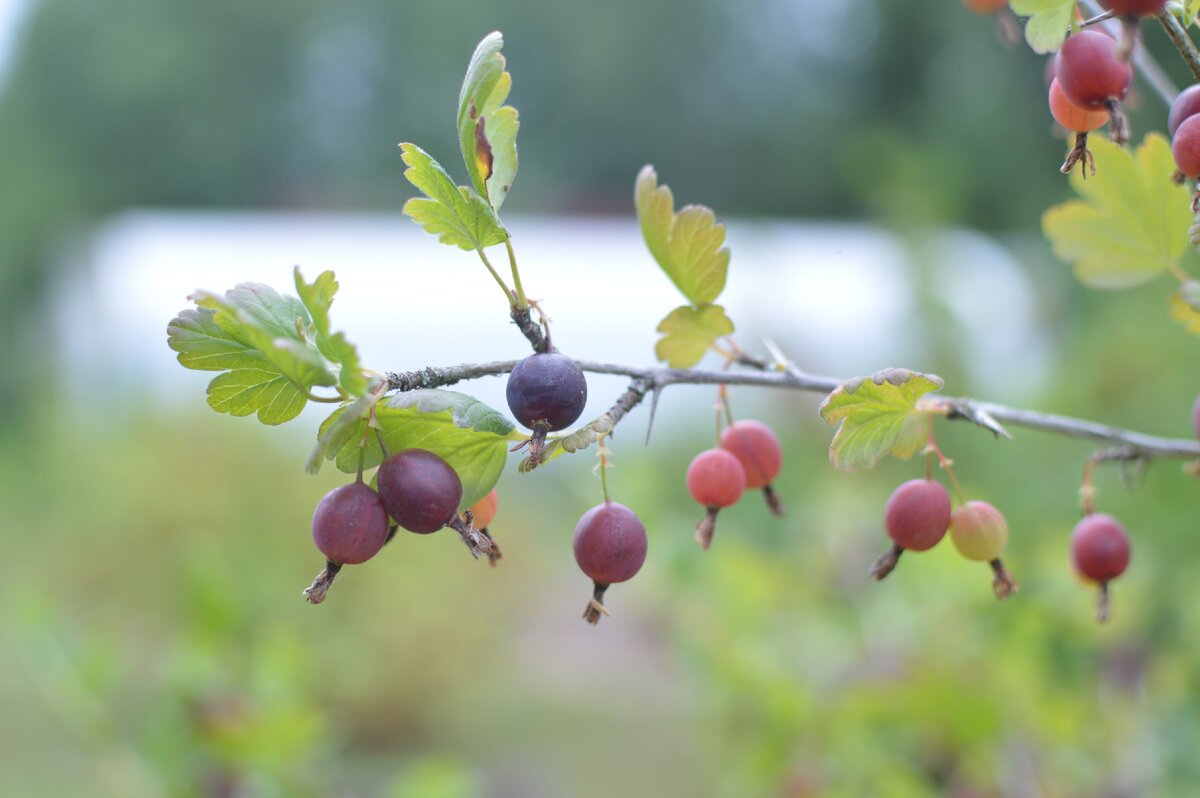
[719,420,785,515]
[1049,79,1110,133]
[1099,0,1166,16]
[686,448,746,549]
[1173,115,1200,178]
[1169,85,1200,136]
[884,479,952,552]
[1055,31,1132,109]
[1192,394,1200,440]
[719,421,782,489]
[962,0,1008,13]
[1070,513,1130,584]
[687,448,746,508]
[573,501,648,625]
[311,481,390,565]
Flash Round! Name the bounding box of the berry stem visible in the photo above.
[475,247,516,306]
[303,560,342,604]
[989,558,1018,600]
[1080,456,1099,515]
[477,526,503,567]
[596,433,612,504]
[926,426,966,505]
[1157,10,1200,84]
[504,238,529,310]
[762,484,785,517]
[446,513,497,561]
[583,581,611,625]
[1103,98,1129,146]
[1096,580,1111,623]
[869,544,904,581]
[696,506,720,550]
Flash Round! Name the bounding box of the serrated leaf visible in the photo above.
[635,165,731,305]
[293,268,367,395]
[306,378,385,474]
[169,281,350,426]
[1043,134,1193,289]
[400,143,508,251]
[654,304,734,368]
[1009,0,1074,53]
[206,367,309,425]
[457,31,519,210]
[195,289,335,390]
[1169,291,1200,333]
[818,369,944,472]
[319,389,513,508]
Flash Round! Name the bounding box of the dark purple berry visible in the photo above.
[312,481,390,565]
[573,501,648,625]
[303,480,390,604]
[377,449,497,560]
[507,353,588,432]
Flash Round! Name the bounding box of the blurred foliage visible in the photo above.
[3,0,1193,409]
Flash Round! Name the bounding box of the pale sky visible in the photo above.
[0,0,34,89]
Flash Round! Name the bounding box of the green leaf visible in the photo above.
[457,31,519,210]
[1180,0,1200,24]
[1009,0,1074,54]
[400,143,509,251]
[194,288,335,391]
[654,304,734,368]
[635,165,731,305]
[167,277,376,425]
[818,369,944,472]
[293,268,367,396]
[318,389,513,508]
[305,380,384,474]
[1043,134,1193,289]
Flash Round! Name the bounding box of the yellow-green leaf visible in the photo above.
[635,165,731,305]
[457,32,519,211]
[818,369,944,472]
[1009,0,1075,53]
[1043,134,1193,289]
[1170,290,1200,334]
[654,304,734,368]
[400,143,508,251]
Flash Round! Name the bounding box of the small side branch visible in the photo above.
[1158,10,1200,85]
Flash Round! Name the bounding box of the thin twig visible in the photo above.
[384,359,1200,462]
[1158,9,1200,84]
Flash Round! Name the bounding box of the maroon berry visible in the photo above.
[719,420,785,515]
[377,449,496,560]
[870,479,952,581]
[1070,512,1131,622]
[1173,115,1200,178]
[1055,31,1132,109]
[573,501,648,625]
[303,480,392,604]
[311,481,390,565]
[686,448,746,549]
[885,479,952,552]
[1071,513,1130,583]
[1168,85,1200,136]
[1192,394,1200,439]
[1099,0,1166,16]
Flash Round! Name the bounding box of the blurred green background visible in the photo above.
[3,0,1200,796]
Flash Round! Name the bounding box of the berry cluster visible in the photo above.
[1049,30,1132,176]
[686,418,784,549]
[868,478,1019,600]
[1170,86,1200,206]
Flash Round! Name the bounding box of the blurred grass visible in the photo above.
[5,268,1200,795]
